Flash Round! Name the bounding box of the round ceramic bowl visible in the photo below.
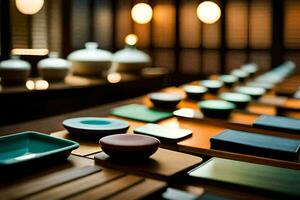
[198,100,236,119]
[149,92,182,109]
[39,68,69,81]
[201,80,224,94]
[246,81,274,91]
[99,134,160,160]
[235,86,266,99]
[115,62,150,74]
[184,85,208,100]
[219,92,252,109]
[219,75,238,88]
[62,117,130,139]
[231,69,249,82]
[241,64,258,77]
[71,61,112,77]
[0,56,31,85]
[0,68,30,85]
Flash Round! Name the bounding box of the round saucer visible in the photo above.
[231,69,249,82]
[219,92,252,109]
[99,134,160,159]
[198,100,236,119]
[219,75,238,87]
[149,92,182,109]
[184,85,208,100]
[201,80,224,94]
[235,86,266,99]
[63,117,130,139]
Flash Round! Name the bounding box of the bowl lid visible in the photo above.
[219,75,238,83]
[0,56,31,70]
[99,134,160,150]
[219,92,252,102]
[241,63,258,74]
[201,80,224,88]
[113,47,151,64]
[67,42,112,62]
[199,100,236,110]
[38,52,71,69]
[231,69,249,78]
[235,86,266,96]
[184,85,208,94]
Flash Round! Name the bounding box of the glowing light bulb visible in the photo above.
[125,34,138,46]
[131,3,153,24]
[107,73,121,83]
[197,1,221,24]
[16,0,44,15]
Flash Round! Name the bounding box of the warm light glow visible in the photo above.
[125,34,138,46]
[16,0,44,15]
[131,3,153,24]
[197,1,221,24]
[12,48,49,56]
[107,73,121,83]
[26,80,49,90]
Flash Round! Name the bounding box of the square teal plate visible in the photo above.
[111,104,173,123]
[0,131,79,167]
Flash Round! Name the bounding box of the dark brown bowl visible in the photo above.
[99,134,160,160]
[149,92,182,109]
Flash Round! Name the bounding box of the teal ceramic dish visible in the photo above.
[235,86,266,99]
[219,75,238,87]
[184,85,208,100]
[149,92,182,109]
[63,117,130,139]
[219,92,252,109]
[198,100,236,119]
[0,131,79,167]
[231,69,249,82]
[200,80,224,94]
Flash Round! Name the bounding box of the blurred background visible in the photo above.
[0,0,299,125]
[1,0,300,75]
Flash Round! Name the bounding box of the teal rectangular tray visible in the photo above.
[0,131,79,166]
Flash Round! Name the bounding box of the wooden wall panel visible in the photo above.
[153,0,175,48]
[249,0,272,49]
[116,0,132,49]
[284,0,300,49]
[179,0,201,48]
[226,0,248,49]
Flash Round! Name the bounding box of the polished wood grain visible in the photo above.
[94,148,202,181]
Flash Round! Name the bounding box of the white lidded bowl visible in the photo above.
[67,42,112,77]
[38,52,71,81]
[111,47,151,74]
[0,56,31,85]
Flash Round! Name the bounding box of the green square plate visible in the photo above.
[0,131,79,167]
[111,104,173,123]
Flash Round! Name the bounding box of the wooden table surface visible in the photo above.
[1,74,300,199]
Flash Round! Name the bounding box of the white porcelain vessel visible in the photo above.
[67,42,112,77]
[38,52,71,81]
[0,56,31,85]
[111,46,151,74]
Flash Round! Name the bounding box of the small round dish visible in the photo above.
[241,63,258,77]
[231,69,249,82]
[200,80,224,94]
[63,117,129,139]
[184,85,208,100]
[149,92,182,109]
[99,134,160,160]
[219,75,238,87]
[235,86,266,99]
[219,92,252,109]
[198,100,236,119]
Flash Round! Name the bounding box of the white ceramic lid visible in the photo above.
[0,56,31,70]
[67,42,112,62]
[38,52,71,69]
[113,47,151,64]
